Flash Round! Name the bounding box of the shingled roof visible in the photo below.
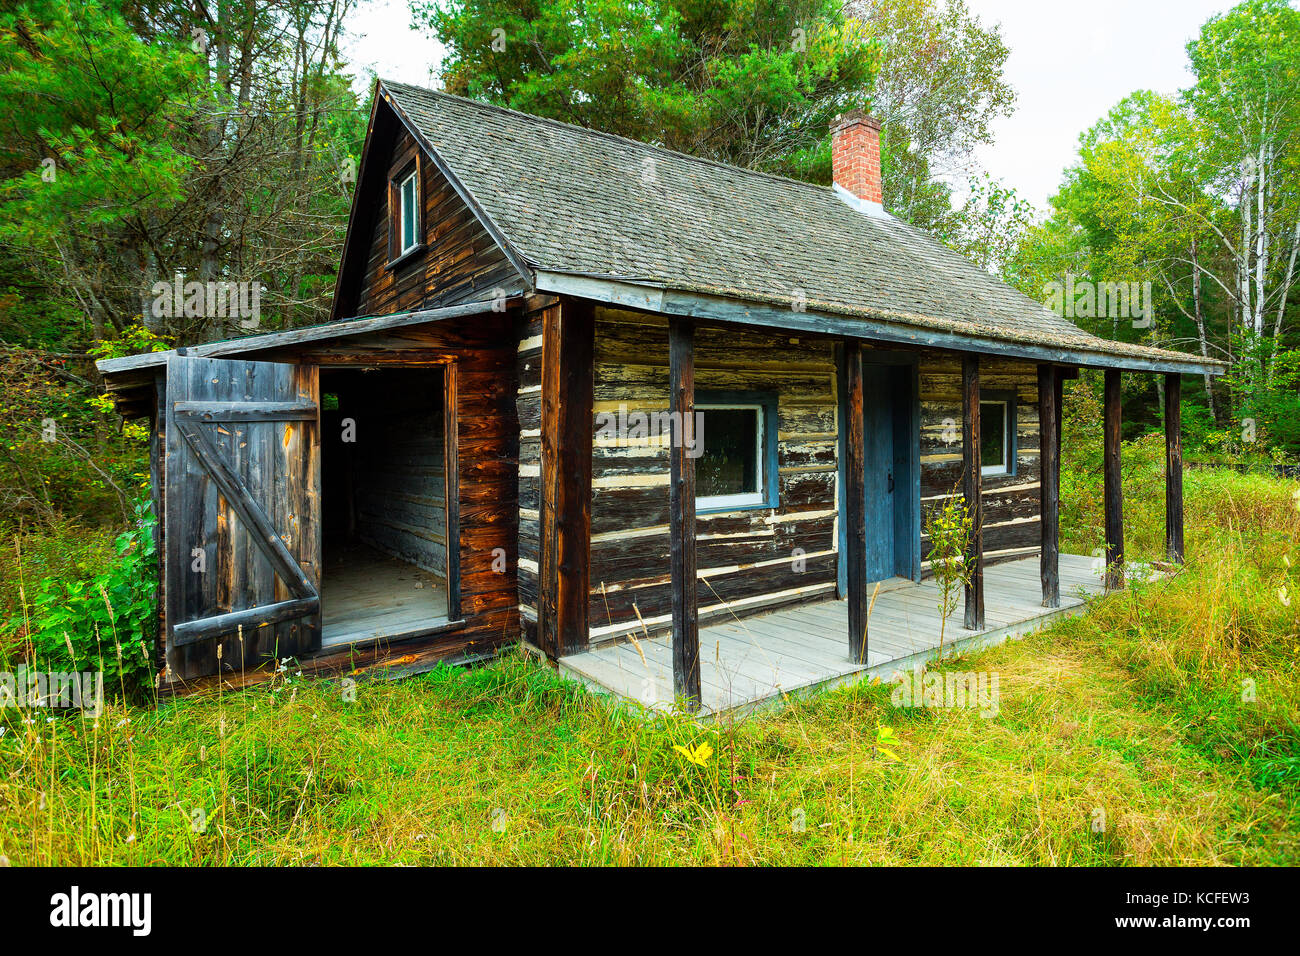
[376,80,1220,373]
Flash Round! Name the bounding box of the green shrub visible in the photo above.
[4,498,158,702]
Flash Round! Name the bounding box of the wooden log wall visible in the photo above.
[515,308,544,645]
[586,308,841,642]
[353,126,521,318]
[914,353,1043,570]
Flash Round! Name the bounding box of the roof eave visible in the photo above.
[533,271,1226,377]
[96,297,520,382]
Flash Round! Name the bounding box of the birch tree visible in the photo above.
[1186,0,1300,381]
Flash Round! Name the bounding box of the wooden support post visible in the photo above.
[1038,365,1060,608]
[1055,370,1064,477]
[962,354,985,630]
[1165,372,1184,564]
[1104,368,1125,590]
[539,298,594,658]
[844,341,868,663]
[669,317,700,708]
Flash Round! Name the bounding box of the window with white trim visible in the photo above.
[398,169,419,255]
[979,397,1015,477]
[695,401,770,511]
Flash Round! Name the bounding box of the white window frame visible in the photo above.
[980,398,1011,477]
[695,402,766,511]
[398,170,419,255]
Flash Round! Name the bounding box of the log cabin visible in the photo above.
[97,79,1225,707]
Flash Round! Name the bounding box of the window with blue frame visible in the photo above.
[694,391,778,512]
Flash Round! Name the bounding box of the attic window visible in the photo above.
[398,170,419,254]
[387,159,423,266]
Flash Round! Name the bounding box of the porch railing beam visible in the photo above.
[669,316,701,708]
[1165,372,1184,564]
[1038,364,1060,608]
[1104,368,1125,590]
[962,354,986,629]
[844,340,869,663]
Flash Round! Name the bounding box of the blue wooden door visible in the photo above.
[862,365,895,581]
[837,355,919,596]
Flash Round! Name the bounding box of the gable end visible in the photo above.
[331,86,530,321]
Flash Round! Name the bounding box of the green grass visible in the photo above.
[0,455,1297,865]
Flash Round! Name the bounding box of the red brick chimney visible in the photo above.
[831,110,883,210]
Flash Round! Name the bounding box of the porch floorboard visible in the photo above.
[558,553,1109,717]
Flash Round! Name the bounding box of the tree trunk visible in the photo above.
[1269,216,1300,382]
[1191,236,1216,421]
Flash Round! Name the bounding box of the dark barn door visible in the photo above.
[854,361,919,585]
[164,354,321,681]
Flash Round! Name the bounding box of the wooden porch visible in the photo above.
[559,553,1106,715]
[538,319,1189,715]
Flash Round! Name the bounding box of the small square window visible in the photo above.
[398,170,419,254]
[980,399,1013,476]
[696,402,770,511]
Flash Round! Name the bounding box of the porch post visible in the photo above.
[844,340,868,663]
[1038,365,1060,608]
[962,354,985,629]
[669,316,700,708]
[1164,372,1184,564]
[1104,368,1124,590]
[538,297,594,657]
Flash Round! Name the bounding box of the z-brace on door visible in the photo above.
[164,354,321,681]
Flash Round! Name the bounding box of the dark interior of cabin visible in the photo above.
[319,366,449,647]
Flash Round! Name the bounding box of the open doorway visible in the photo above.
[319,366,452,648]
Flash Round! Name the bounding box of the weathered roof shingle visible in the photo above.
[394,81,1222,371]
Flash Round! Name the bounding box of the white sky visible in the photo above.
[342,0,1241,212]
[343,0,444,88]
[964,0,1236,210]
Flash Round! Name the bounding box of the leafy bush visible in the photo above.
[0,345,149,532]
[0,518,116,630]
[4,499,158,702]
[922,490,973,651]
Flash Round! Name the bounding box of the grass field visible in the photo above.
[1,456,1297,866]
